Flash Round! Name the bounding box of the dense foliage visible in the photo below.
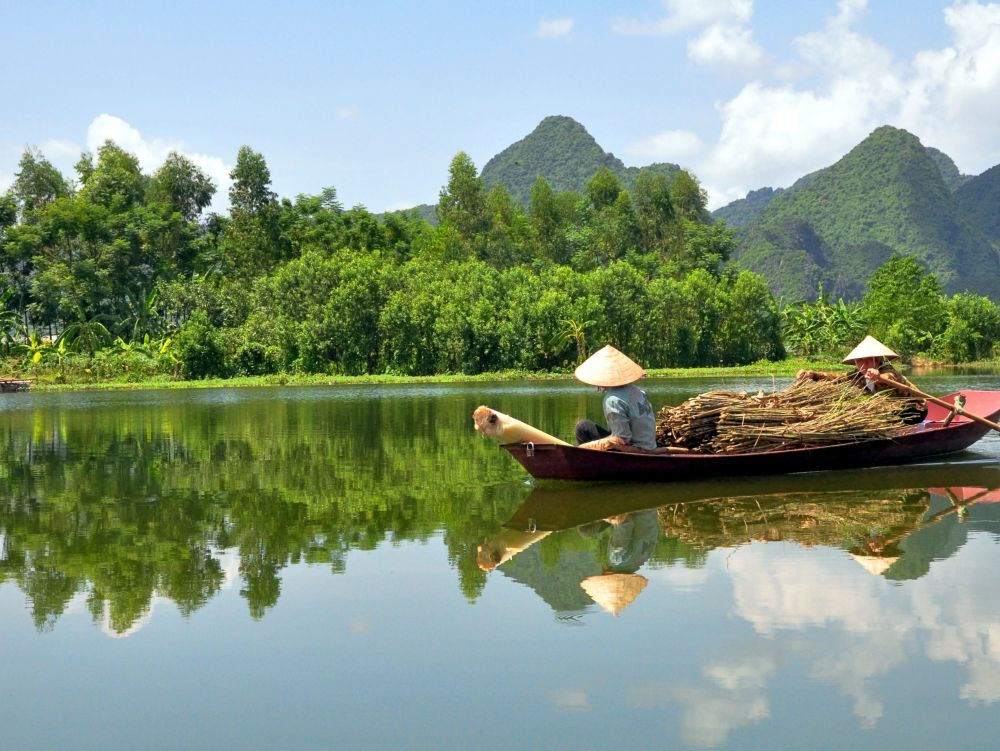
[0,142,785,381]
[782,255,1000,362]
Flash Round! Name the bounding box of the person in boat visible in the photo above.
[574,345,657,451]
[796,335,927,423]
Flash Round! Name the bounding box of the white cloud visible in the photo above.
[614,0,753,36]
[337,105,361,120]
[536,18,574,38]
[896,0,1000,170]
[689,23,765,71]
[625,128,704,162]
[0,170,11,192]
[627,0,1000,210]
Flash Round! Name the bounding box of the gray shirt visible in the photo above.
[603,384,657,451]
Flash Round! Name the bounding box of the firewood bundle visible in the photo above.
[656,380,910,454]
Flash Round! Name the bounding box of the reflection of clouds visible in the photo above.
[631,652,775,748]
[728,543,883,635]
[704,653,775,690]
[721,533,1000,732]
[549,689,589,710]
[218,549,242,590]
[673,687,769,748]
[653,563,711,591]
[808,630,908,728]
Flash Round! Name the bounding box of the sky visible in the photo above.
[3,0,1000,212]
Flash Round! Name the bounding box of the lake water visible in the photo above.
[2,374,1000,750]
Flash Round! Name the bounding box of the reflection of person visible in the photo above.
[579,509,659,615]
[795,335,927,423]
[573,345,657,452]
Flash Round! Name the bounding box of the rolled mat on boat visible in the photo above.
[472,405,570,446]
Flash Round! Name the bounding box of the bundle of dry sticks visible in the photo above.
[655,380,911,454]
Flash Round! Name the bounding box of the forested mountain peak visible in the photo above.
[732,124,1000,301]
[480,115,680,204]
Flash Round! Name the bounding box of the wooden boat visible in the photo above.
[0,378,31,393]
[503,390,1000,482]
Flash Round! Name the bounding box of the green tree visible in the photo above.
[632,170,677,256]
[79,141,147,210]
[222,146,283,280]
[12,148,70,219]
[148,152,215,222]
[670,169,710,223]
[860,255,947,357]
[437,152,488,243]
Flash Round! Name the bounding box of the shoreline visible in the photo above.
[0,359,881,392]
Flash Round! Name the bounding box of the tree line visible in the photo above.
[0,141,997,381]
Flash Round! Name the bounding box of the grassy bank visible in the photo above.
[4,358,851,393]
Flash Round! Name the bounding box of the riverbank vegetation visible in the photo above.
[2,143,999,387]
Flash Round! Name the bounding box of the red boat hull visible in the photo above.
[503,390,1000,482]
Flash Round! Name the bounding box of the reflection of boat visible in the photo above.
[504,391,1000,481]
[505,460,1000,532]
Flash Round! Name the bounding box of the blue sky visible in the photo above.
[2,0,999,211]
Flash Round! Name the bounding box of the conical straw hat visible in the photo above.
[842,335,899,364]
[580,573,649,615]
[574,345,646,387]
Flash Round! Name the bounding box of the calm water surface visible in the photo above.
[3,374,1000,750]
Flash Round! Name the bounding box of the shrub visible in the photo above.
[174,311,226,379]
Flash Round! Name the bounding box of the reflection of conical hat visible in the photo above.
[842,336,899,364]
[849,553,900,576]
[575,345,646,387]
[580,573,649,615]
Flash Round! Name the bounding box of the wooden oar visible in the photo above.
[875,375,1000,433]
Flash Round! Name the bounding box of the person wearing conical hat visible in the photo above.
[573,345,657,451]
[796,335,927,423]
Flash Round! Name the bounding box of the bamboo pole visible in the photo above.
[874,375,1000,433]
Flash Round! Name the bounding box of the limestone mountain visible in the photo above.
[731,126,1000,301]
[955,164,1000,245]
[480,115,680,204]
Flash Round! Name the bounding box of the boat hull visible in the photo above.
[503,390,1000,482]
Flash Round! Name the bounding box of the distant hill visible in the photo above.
[925,147,971,192]
[712,187,783,229]
[480,115,681,204]
[955,164,1000,245]
[732,126,1000,301]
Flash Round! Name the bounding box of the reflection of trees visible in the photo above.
[657,489,930,555]
[0,392,530,632]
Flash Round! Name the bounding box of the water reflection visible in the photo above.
[480,465,1000,745]
[4,383,1000,748]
